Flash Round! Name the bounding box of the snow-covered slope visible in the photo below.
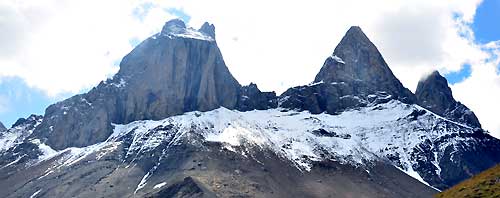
[0,115,42,152]
[3,100,494,191]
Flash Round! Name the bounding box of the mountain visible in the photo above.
[0,19,499,197]
[415,71,481,128]
[32,19,276,150]
[280,26,415,114]
[436,164,500,198]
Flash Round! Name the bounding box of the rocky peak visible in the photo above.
[237,83,277,111]
[32,19,277,150]
[32,19,239,150]
[160,19,214,41]
[415,71,455,113]
[281,26,415,115]
[161,19,187,34]
[12,114,43,128]
[313,26,415,104]
[416,71,481,128]
[199,22,216,38]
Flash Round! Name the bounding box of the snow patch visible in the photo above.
[307,80,324,86]
[29,189,41,198]
[330,54,345,64]
[153,182,167,189]
[135,172,151,193]
[162,27,214,42]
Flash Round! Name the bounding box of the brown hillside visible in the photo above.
[436,164,500,198]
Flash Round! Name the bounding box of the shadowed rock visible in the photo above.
[0,121,6,132]
[32,19,268,150]
[415,71,481,128]
[280,26,415,114]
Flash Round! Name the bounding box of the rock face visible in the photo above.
[32,19,273,150]
[237,83,277,111]
[0,114,43,165]
[415,71,481,128]
[314,26,415,103]
[0,121,6,132]
[0,20,498,197]
[280,26,415,114]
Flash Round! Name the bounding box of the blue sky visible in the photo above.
[0,6,191,128]
[444,0,500,85]
[471,0,500,44]
[0,78,69,127]
[0,0,499,132]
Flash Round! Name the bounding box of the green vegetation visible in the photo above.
[436,164,500,198]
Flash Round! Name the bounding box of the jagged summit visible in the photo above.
[32,19,274,150]
[199,22,216,38]
[416,70,481,128]
[161,18,186,33]
[0,22,499,197]
[160,19,215,41]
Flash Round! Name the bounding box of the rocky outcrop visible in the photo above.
[0,114,43,167]
[415,71,481,128]
[410,128,500,189]
[236,83,277,111]
[0,22,498,197]
[0,121,6,132]
[32,19,246,150]
[280,26,415,114]
[146,177,216,198]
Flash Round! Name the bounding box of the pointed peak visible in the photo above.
[418,70,447,84]
[331,25,378,60]
[338,26,371,46]
[313,25,415,104]
[416,69,481,128]
[430,70,441,76]
[416,70,455,112]
[346,26,364,35]
[199,22,216,39]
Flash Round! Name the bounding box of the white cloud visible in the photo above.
[451,41,500,137]
[142,0,484,93]
[1,0,499,137]
[0,0,175,96]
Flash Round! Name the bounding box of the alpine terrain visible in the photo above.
[0,19,499,198]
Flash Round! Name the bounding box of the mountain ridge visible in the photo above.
[0,19,498,197]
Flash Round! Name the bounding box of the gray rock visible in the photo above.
[314,26,415,103]
[33,19,242,150]
[0,121,6,131]
[415,71,481,128]
[236,83,277,111]
[199,22,216,39]
[280,26,415,114]
[161,19,187,34]
[12,115,43,128]
[33,19,277,150]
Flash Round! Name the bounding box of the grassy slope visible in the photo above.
[436,164,500,198]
